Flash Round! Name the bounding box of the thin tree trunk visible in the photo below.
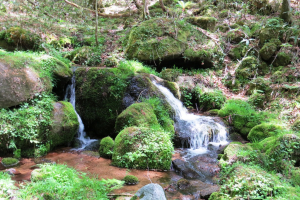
[143,0,149,20]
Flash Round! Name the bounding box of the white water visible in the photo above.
[65,73,97,150]
[152,81,228,155]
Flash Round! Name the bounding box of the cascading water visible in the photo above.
[152,81,228,155]
[65,72,97,150]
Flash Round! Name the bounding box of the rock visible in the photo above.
[0,27,41,50]
[189,154,220,180]
[5,168,20,175]
[0,51,72,108]
[83,140,100,151]
[259,27,282,45]
[273,52,292,67]
[176,178,190,190]
[259,42,277,60]
[125,18,221,69]
[200,185,220,199]
[195,89,226,112]
[112,126,173,170]
[99,136,114,158]
[1,157,19,168]
[0,61,51,108]
[247,123,282,142]
[172,159,200,179]
[115,102,159,133]
[226,29,245,44]
[223,142,253,163]
[292,117,300,131]
[132,183,167,200]
[65,46,102,66]
[48,101,79,149]
[186,17,217,31]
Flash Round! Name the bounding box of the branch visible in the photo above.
[64,0,137,18]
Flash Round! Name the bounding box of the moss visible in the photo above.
[228,44,245,60]
[99,136,114,158]
[65,46,102,66]
[218,99,260,137]
[164,81,180,99]
[1,157,19,166]
[0,27,41,50]
[273,52,292,67]
[223,142,253,161]
[247,123,282,142]
[160,69,181,82]
[246,77,272,97]
[186,17,217,31]
[236,56,258,84]
[259,42,277,61]
[226,29,245,44]
[248,92,266,108]
[196,89,226,111]
[123,175,139,185]
[219,9,229,18]
[115,102,159,133]
[292,117,300,131]
[259,27,282,45]
[112,126,173,170]
[49,101,79,149]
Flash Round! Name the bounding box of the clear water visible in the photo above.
[152,81,228,155]
[65,72,97,150]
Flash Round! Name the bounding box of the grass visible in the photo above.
[18,164,124,199]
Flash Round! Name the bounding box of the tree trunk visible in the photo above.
[95,0,99,47]
[133,0,142,10]
[143,0,149,20]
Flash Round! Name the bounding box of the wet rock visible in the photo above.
[172,159,200,179]
[132,183,167,200]
[176,178,191,190]
[200,185,220,199]
[189,154,220,180]
[83,140,100,151]
[5,168,21,175]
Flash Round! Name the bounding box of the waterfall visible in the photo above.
[152,81,228,155]
[65,72,97,150]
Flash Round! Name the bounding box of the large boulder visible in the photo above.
[247,123,282,142]
[115,102,159,133]
[0,27,41,51]
[74,66,165,138]
[112,126,173,170]
[132,183,167,200]
[125,18,222,69]
[0,51,72,108]
[48,101,79,148]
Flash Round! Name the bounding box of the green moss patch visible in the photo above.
[247,123,282,142]
[99,136,114,158]
[112,126,173,170]
[123,175,139,185]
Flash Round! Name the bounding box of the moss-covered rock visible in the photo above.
[222,142,253,162]
[65,46,102,66]
[259,42,277,61]
[0,51,72,108]
[228,44,246,60]
[248,92,266,108]
[218,9,229,18]
[273,52,292,67]
[123,175,139,185]
[218,99,260,137]
[235,56,258,84]
[246,77,272,97]
[115,102,159,133]
[125,18,221,68]
[99,136,114,158]
[247,123,282,142]
[112,126,173,170]
[49,101,79,149]
[0,27,41,51]
[160,68,181,82]
[74,67,132,138]
[1,157,19,168]
[259,27,282,45]
[186,17,217,31]
[226,29,245,44]
[195,89,226,111]
[163,81,180,99]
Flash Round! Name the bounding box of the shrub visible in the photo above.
[123,175,139,185]
[195,88,226,111]
[99,136,114,158]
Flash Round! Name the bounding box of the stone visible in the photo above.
[132,183,167,200]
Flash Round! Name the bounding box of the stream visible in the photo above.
[0,77,229,200]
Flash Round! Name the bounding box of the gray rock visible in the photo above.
[172,159,201,179]
[132,183,166,200]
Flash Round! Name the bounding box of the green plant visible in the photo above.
[177,1,192,11]
[18,164,124,199]
[1,157,19,166]
[123,175,139,185]
[0,172,16,199]
[195,88,226,111]
[13,149,21,159]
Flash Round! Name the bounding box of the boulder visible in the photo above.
[0,51,72,108]
[125,18,221,69]
[115,103,159,133]
[132,183,167,200]
[259,42,277,61]
[186,17,217,31]
[99,136,114,158]
[112,126,173,170]
[247,123,282,142]
[49,101,79,148]
[226,29,245,44]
